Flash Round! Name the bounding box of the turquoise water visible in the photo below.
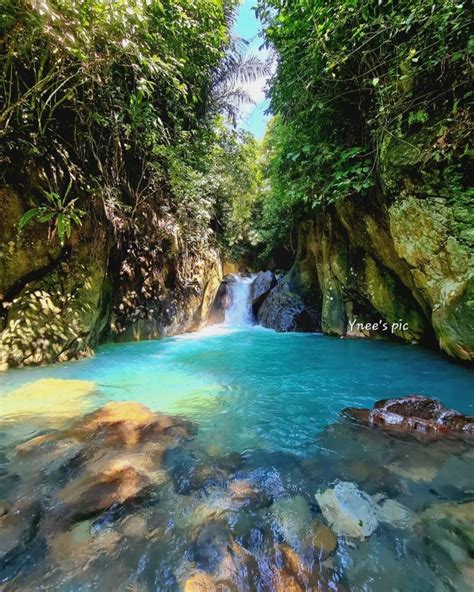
[1,327,474,591]
[2,326,473,452]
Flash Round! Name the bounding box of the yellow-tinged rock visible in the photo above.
[228,479,259,501]
[57,452,158,519]
[49,523,121,570]
[79,401,156,430]
[121,515,148,539]
[183,572,218,592]
[310,523,338,558]
[279,544,306,577]
[1,378,95,423]
[274,569,304,592]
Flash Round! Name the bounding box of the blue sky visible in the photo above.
[234,0,271,138]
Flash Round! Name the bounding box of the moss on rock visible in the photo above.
[1,231,110,368]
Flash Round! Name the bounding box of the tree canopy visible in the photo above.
[253,0,472,259]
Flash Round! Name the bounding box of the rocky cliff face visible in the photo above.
[0,187,221,369]
[278,131,473,361]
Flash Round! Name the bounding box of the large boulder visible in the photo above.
[12,401,194,524]
[258,277,321,332]
[344,396,474,440]
[249,271,277,316]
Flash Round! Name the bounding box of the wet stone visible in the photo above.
[120,514,148,538]
[309,522,338,559]
[378,499,414,529]
[344,396,474,440]
[271,495,313,548]
[183,572,218,592]
[193,522,232,572]
[315,481,379,539]
[0,499,40,563]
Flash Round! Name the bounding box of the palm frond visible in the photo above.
[211,34,273,126]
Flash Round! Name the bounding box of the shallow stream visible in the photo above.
[1,281,473,591]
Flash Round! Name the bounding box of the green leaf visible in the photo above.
[57,214,65,243]
[18,208,42,229]
[38,212,55,222]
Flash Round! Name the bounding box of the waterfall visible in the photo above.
[224,274,255,327]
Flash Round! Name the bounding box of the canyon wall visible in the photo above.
[0,187,221,369]
[283,132,473,361]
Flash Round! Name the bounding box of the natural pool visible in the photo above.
[1,326,473,591]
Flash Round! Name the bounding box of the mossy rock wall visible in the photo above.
[290,130,473,360]
[0,189,111,368]
[111,251,222,342]
[0,186,223,368]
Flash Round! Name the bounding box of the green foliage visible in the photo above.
[18,179,84,245]
[1,0,238,250]
[209,124,263,259]
[161,120,264,260]
[255,0,472,258]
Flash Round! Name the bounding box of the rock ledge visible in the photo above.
[344,395,474,439]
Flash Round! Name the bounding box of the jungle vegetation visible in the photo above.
[1,0,471,267]
[0,0,267,258]
[253,0,472,263]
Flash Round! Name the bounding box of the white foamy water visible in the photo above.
[224,274,255,327]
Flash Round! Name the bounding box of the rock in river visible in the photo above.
[343,395,474,439]
[309,522,338,559]
[258,277,320,332]
[249,271,277,316]
[271,495,313,547]
[418,501,474,589]
[315,481,379,539]
[316,481,415,539]
[13,401,194,524]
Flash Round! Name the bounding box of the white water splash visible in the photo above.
[224,274,255,327]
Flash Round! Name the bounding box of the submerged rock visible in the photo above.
[76,401,194,447]
[316,480,416,539]
[276,541,347,592]
[418,500,474,588]
[183,572,218,592]
[0,498,40,563]
[258,277,320,332]
[48,519,123,572]
[227,478,266,508]
[120,514,148,539]
[57,452,163,521]
[309,522,338,559]
[378,499,414,528]
[249,271,277,316]
[190,524,252,589]
[80,400,156,429]
[344,395,474,439]
[315,481,379,539]
[271,495,313,547]
[12,402,193,525]
[385,459,439,483]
